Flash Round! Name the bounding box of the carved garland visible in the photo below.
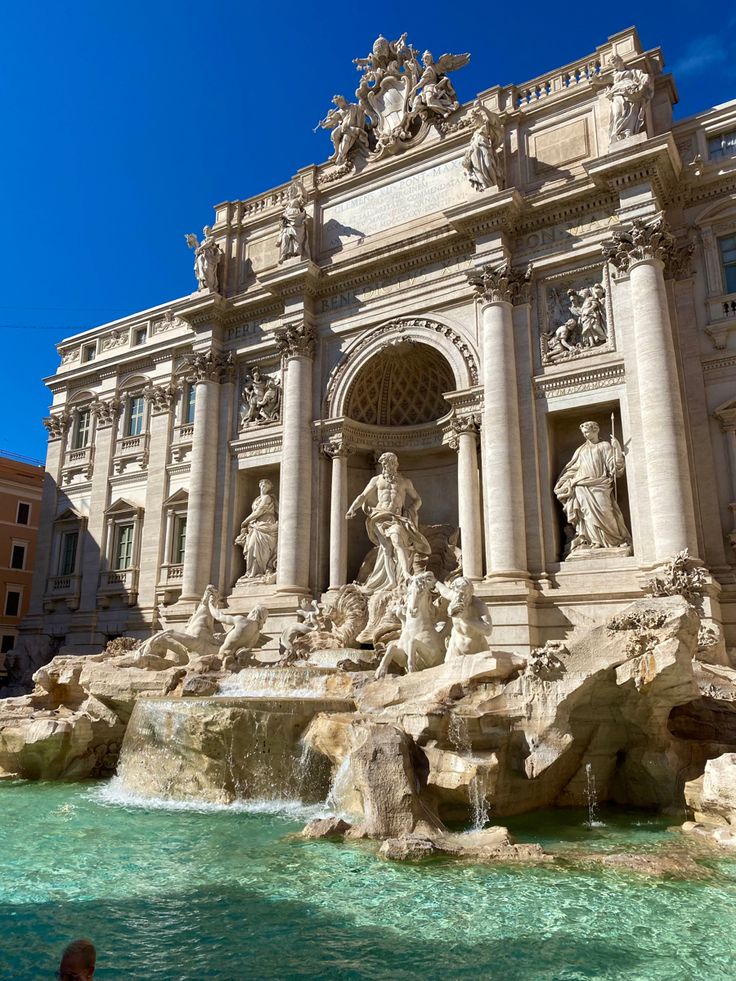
[325,318,478,412]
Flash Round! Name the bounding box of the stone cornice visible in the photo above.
[443,187,526,236]
[258,259,321,300]
[533,362,625,399]
[584,133,682,208]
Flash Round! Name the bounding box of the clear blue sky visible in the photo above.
[1,0,734,463]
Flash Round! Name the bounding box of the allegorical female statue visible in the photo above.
[278,183,310,263]
[554,421,630,554]
[235,479,279,580]
[185,226,222,291]
[606,54,653,144]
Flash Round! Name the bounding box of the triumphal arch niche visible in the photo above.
[28,25,736,663]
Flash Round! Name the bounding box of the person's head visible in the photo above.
[378,451,399,476]
[58,939,96,981]
[249,604,268,628]
[422,50,433,66]
[610,54,625,71]
[333,94,347,108]
[259,478,273,494]
[580,421,600,443]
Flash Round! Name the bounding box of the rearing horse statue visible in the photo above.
[374,572,448,679]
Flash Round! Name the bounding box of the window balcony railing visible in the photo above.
[98,567,139,603]
[61,444,94,484]
[113,432,149,474]
[705,291,736,349]
[171,424,194,463]
[44,574,82,611]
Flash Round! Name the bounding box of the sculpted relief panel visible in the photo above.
[539,267,614,366]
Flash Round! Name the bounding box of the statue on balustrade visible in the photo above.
[278,182,310,263]
[185,226,222,292]
[554,421,631,555]
[606,54,653,144]
[346,451,431,593]
[463,100,504,191]
[238,367,282,429]
[315,94,370,167]
[235,479,278,581]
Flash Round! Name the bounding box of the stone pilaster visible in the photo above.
[79,396,121,612]
[275,322,315,593]
[27,413,69,616]
[603,216,698,562]
[470,263,531,580]
[715,407,736,557]
[180,352,233,600]
[136,385,177,612]
[449,414,483,580]
[321,435,354,590]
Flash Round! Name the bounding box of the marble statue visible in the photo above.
[544,280,608,363]
[569,284,607,348]
[436,577,492,658]
[409,50,470,120]
[134,584,220,665]
[463,100,504,191]
[374,572,447,678]
[278,182,310,263]
[235,479,278,581]
[606,54,653,144]
[315,95,370,166]
[554,421,631,553]
[346,452,431,593]
[239,367,282,429]
[208,599,268,664]
[185,227,222,292]
[279,599,327,657]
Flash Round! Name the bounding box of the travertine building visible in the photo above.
[19,27,736,659]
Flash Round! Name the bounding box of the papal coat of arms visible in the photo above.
[315,33,470,167]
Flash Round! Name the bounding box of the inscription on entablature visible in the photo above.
[320,157,469,252]
[518,212,619,254]
[319,254,473,313]
[225,320,267,342]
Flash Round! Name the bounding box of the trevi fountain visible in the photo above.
[2,27,736,981]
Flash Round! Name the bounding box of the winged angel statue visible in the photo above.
[316,34,470,162]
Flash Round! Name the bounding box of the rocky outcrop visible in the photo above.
[683,753,736,846]
[305,596,703,825]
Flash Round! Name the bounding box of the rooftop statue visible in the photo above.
[185,226,222,292]
[278,182,310,263]
[317,33,471,162]
[606,54,653,144]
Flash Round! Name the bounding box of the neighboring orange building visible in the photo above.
[0,455,44,658]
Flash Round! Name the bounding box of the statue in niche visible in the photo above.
[278,182,310,263]
[185,227,222,292]
[606,54,653,144]
[463,100,505,192]
[235,479,278,581]
[315,94,370,167]
[436,577,492,658]
[408,50,470,120]
[554,421,631,555]
[346,452,431,593]
[239,367,282,429]
[208,599,268,666]
[543,279,608,363]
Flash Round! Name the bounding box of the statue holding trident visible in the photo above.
[346,452,431,593]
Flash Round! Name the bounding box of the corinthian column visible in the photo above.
[180,351,233,600]
[321,435,354,589]
[469,263,531,579]
[275,322,315,593]
[603,217,698,562]
[450,414,483,580]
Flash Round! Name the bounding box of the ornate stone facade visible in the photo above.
[18,28,736,663]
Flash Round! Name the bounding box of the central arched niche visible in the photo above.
[344,341,454,427]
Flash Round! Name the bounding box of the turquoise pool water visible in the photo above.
[1,780,735,981]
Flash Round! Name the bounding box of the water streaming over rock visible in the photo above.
[448,713,491,831]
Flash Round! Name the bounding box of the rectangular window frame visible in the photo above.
[114,523,135,571]
[59,531,79,576]
[72,408,91,449]
[9,541,27,571]
[708,129,736,161]
[83,343,96,363]
[126,395,146,437]
[718,233,736,295]
[4,586,22,618]
[16,501,31,526]
[184,384,196,426]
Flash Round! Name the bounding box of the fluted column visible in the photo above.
[79,396,121,611]
[180,352,232,600]
[321,436,354,589]
[469,263,531,579]
[275,322,315,593]
[450,414,483,580]
[27,412,69,616]
[137,384,178,611]
[604,217,698,561]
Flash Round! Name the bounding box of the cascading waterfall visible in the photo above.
[584,762,604,828]
[448,713,491,831]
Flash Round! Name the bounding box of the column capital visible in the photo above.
[181,350,235,385]
[143,382,180,414]
[602,214,687,277]
[275,321,316,360]
[715,406,736,434]
[467,262,532,306]
[90,396,121,428]
[43,411,70,440]
[320,434,355,459]
[449,413,481,450]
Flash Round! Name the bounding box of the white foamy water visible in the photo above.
[217,666,331,698]
[90,777,335,822]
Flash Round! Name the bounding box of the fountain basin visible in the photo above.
[117,695,353,804]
